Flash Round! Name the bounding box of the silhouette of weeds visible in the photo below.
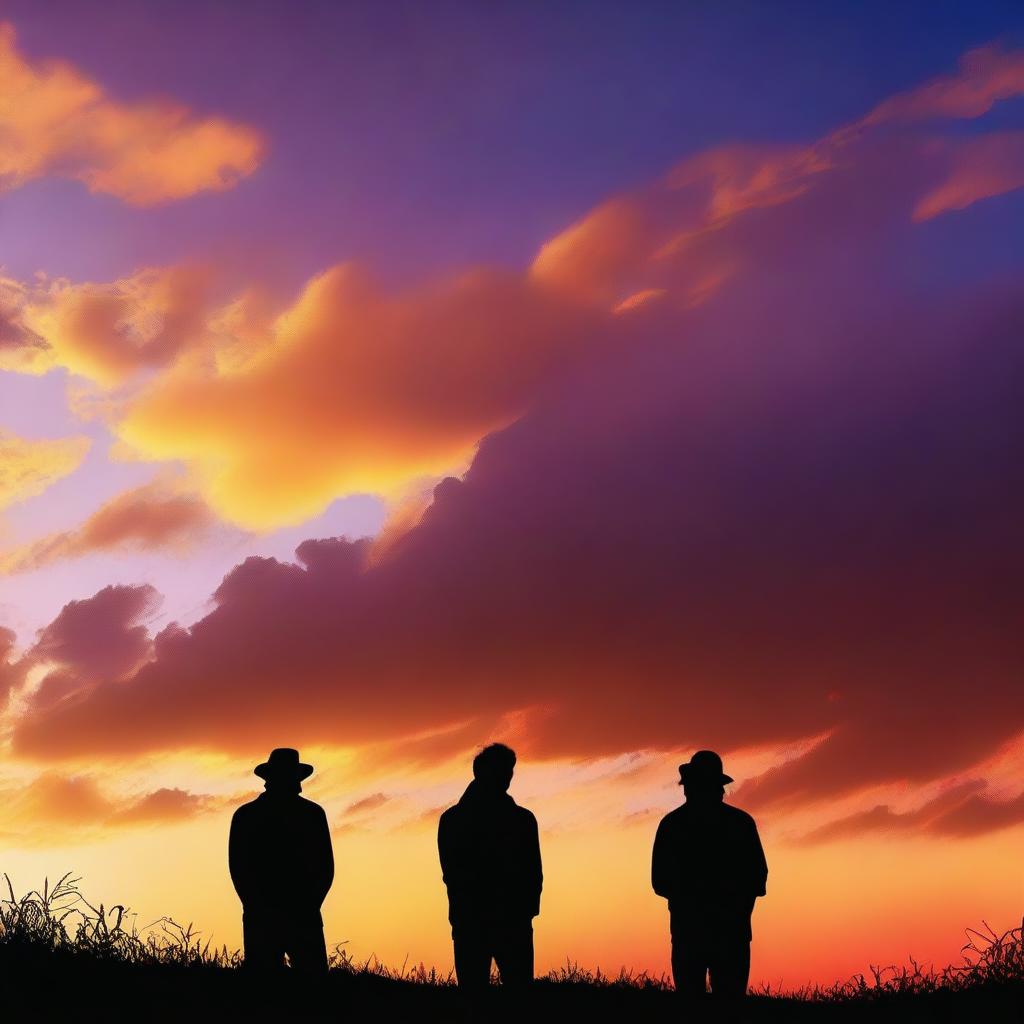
[753,918,1023,1002]
[1,872,240,968]
[1,874,1020,1020]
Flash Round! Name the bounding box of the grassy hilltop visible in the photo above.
[1,874,1020,1022]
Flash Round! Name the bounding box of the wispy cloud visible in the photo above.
[0,429,90,511]
[0,772,219,843]
[797,780,1024,842]
[1,480,215,575]
[0,23,263,204]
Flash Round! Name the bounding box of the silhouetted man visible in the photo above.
[652,750,767,1013]
[438,743,542,1006]
[229,748,334,974]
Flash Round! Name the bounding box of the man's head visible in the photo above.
[254,747,313,795]
[472,742,517,792]
[678,749,732,804]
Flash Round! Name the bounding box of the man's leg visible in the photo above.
[492,920,534,991]
[492,921,533,1023]
[286,918,329,975]
[453,923,493,993]
[453,923,494,1022]
[708,938,751,1021]
[243,912,286,973]
[671,929,709,1000]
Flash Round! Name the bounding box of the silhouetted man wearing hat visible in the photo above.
[229,748,334,974]
[438,743,542,1011]
[652,750,767,1014]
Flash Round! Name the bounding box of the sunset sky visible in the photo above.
[0,1,1022,988]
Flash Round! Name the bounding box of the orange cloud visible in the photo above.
[1,480,215,575]
[115,265,603,529]
[0,429,90,511]
[11,773,113,824]
[0,277,48,372]
[108,787,212,826]
[342,792,390,816]
[530,197,657,307]
[0,23,263,204]
[0,773,216,841]
[1,262,600,528]
[2,266,213,385]
[0,626,27,705]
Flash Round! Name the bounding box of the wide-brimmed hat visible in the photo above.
[678,750,733,786]
[254,747,314,782]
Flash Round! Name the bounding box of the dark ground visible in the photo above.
[2,945,1020,1022]
[2,878,1019,1023]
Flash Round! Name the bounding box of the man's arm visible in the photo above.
[437,810,458,889]
[651,817,674,900]
[228,810,255,906]
[314,806,335,905]
[750,818,768,898]
[526,812,543,917]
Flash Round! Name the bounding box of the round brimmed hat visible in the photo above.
[254,747,314,782]
[678,749,733,786]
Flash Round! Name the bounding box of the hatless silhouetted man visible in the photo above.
[438,743,542,1008]
[229,748,334,974]
[652,750,767,1015]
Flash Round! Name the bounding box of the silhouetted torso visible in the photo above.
[438,780,542,926]
[229,791,334,919]
[652,799,767,941]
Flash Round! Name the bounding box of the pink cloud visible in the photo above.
[859,44,1024,126]
[29,583,158,684]
[913,132,1024,220]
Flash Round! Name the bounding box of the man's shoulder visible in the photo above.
[721,802,758,828]
[296,795,328,819]
[657,805,686,828]
[438,804,460,828]
[231,796,262,820]
[513,804,538,828]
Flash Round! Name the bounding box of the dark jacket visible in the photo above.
[652,801,767,940]
[438,781,543,926]
[229,792,334,918]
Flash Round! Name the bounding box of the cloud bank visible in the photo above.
[4,43,1024,840]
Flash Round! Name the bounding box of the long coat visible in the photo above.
[652,801,767,942]
[438,781,543,926]
[229,792,334,919]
